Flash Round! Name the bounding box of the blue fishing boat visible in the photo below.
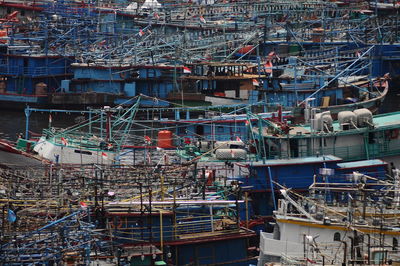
[105,199,257,265]
[63,62,181,107]
[232,155,388,216]
[0,51,74,109]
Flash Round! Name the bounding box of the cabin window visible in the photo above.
[333,232,341,241]
[368,132,375,144]
[393,238,398,250]
[74,150,92,155]
[178,126,186,135]
[229,144,243,149]
[273,224,280,240]
[289,139,299,157]
[196,125,204,136]
[216,126,224,133]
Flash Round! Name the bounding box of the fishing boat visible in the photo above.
[257,170,400,265]
[0,157,258,265]
[248,107,400,164]
[180,47,389,119]
[30,101,142,165]
[15,100,398,165]
[233,156,388,216]
[259,45,390,117]
[105,198,257,265]
[8,95,292,165]
[182,62,268,106]
[0,50,75,109]
[64,62,182,108]
[175,144,389,217]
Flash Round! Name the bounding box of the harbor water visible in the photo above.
[0,110,83,141]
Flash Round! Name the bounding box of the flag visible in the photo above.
[268,51,276,57]
[252,79,259,86]
[107,143,113,149]
[6,11,19,22]
[80,201,88,209]
[139,29,145,37]
[61,137,68,146]
[144,135,151,144]
[356,51,361,58]
[245,120,250,126]
[199,16,206,23]
[99,40,106,46]
[183,66,191,74]
[101,152,108,159]
[268,51,280,60]
[265,61,273,74]
[236,136,242,142]
[306,258,316,264]
[7,209,16,223]
[154,12,160,19]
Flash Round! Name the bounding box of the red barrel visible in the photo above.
[157,130,174,148]
[238,45,255,55]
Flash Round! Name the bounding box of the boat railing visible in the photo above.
[0,65,68,76]
[42,129,110,150]
[282,243,345,265]
[295,144,364,161]
[280,254,305,266]
[109,214,239,242]
[311,171,387,186]
[177,133,248,142]
[175,219,213,235]
[268,138,400,161]
[23,66,68,76]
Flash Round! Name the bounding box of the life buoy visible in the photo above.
[109,217,123,229]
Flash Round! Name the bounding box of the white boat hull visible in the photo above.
[34,137,115,165]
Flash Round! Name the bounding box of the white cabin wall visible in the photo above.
[301,134,365,157]
[279,221,344,243]
[278,220,400,260]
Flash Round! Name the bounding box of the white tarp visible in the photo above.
[196,0,216,4]
[125,2,138,10]
[185,0,215,4]
[140,0,161,10]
